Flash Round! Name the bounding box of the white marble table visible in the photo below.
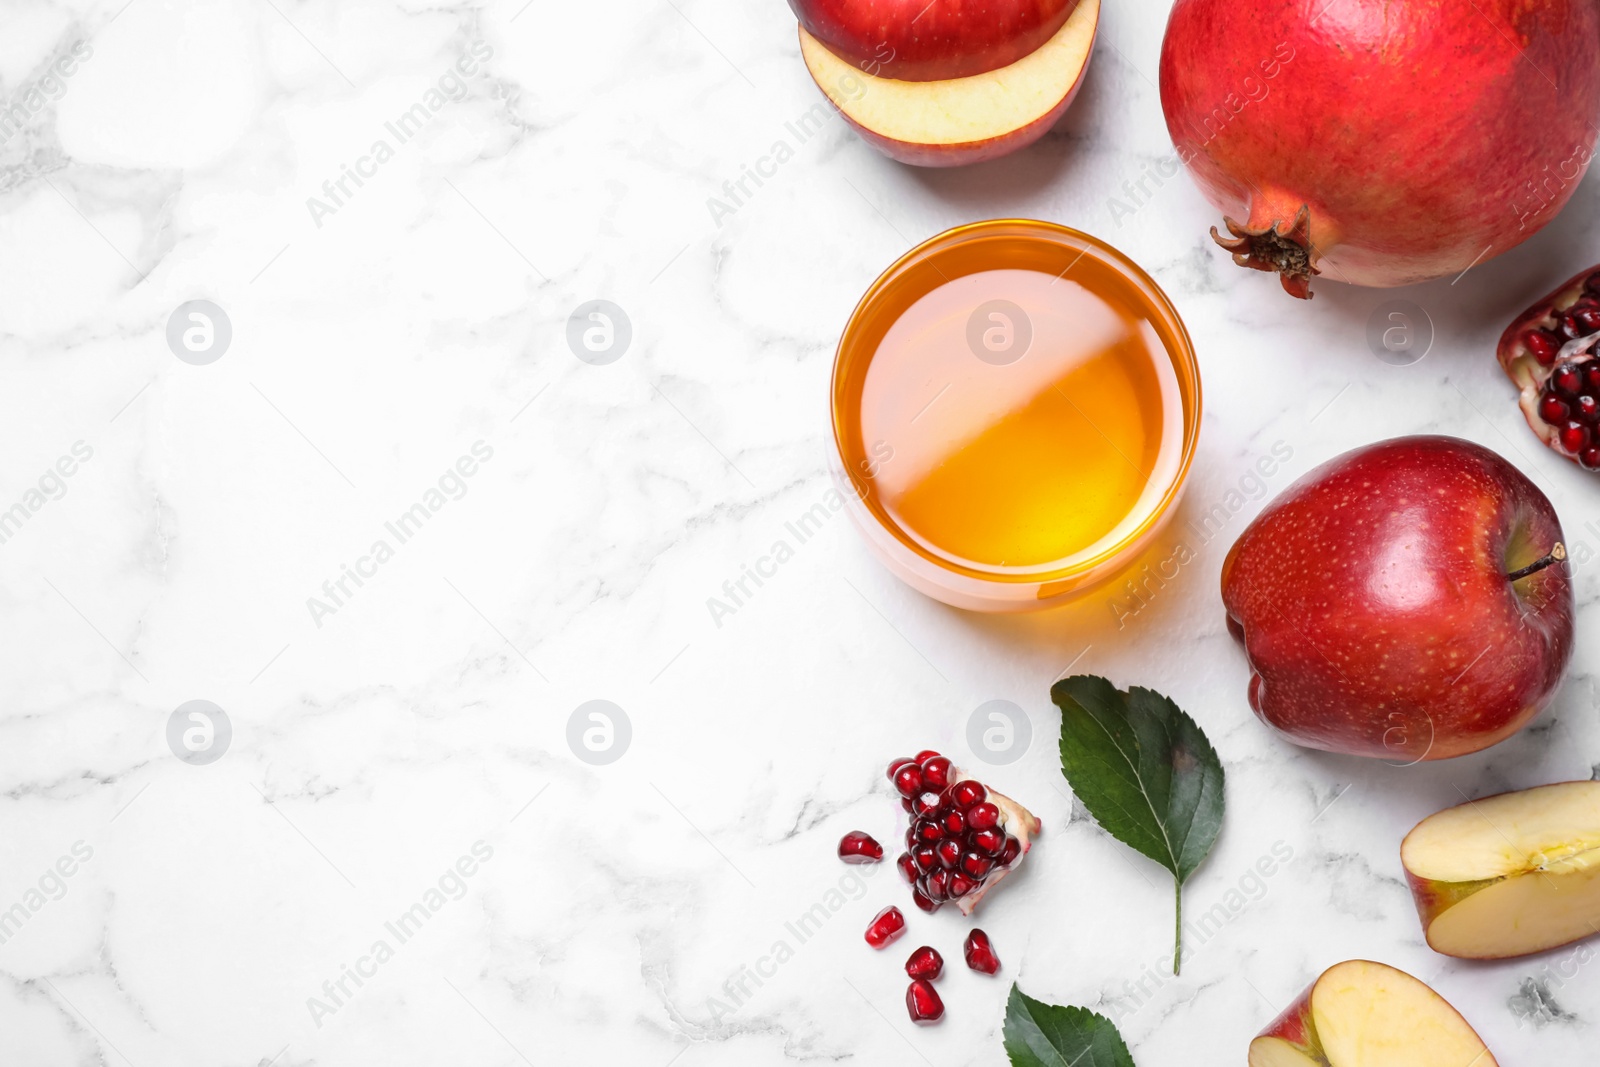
[1,0,1596,1063]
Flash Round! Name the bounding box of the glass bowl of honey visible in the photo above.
[830,219,1201,612]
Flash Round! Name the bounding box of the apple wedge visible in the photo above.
[1402,780,1600,959]
[798,0,1099,167]
[1249,960,1498,1067]
[788,0,1082,82]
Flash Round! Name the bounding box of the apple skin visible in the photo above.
[1253,980,1319,1056]
[789,0,1080,82]
[1221,435,1573,762]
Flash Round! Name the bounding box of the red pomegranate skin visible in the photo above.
[1221,437,1573,761]
[1159,0,1600,294]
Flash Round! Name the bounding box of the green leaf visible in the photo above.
[1003,985,1135,1067]
[1052,675,1225,973]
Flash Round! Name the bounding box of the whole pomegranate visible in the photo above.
[1159,0,1600,299]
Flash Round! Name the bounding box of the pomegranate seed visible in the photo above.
[1577,395,1600,423]
[1540,395,1570,423]
[1574,305,1600,333]
[936,840,962,868]
[914,749,940,762]
[904,945,944,981]
[910,887,939,912]
[900,796,914,813]
[911,791,943,817]
[1553,363,1583,396]
[920,756,952,789]
[864,906,905,948]
[961,851,993,878]
[906,979,944,1024]
[942,809,967,836]
[912,845,937,871]
[893,764,923,798]
[964,929,1001,974]
[1000,835,1022,866]
[839,831,884,864]
[1585,365,1600,392]
[947,873,975,898]
[971,827,1005,855]
[914,819,944,844]
[926,869,949,900]
[950,781,987,809]
[1581,445,1600,470]
[1525,328,1561,365]
[1559,311,1585,339]
[967,802,1001,832]
[896,852,918,882]
[1586,274,1600,297]
[1560,421,1590,453]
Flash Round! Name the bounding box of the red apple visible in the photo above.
[788,0,1080,82]
[1221,436,1573,762]
[798,0,1098,167]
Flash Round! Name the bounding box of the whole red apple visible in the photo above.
[789,0,1079,82]
[1221,436,1573,762]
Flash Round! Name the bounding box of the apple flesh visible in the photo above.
[798,0,1098,167]
[1221,435,1574,761]
[1402,780,1600,959]
[788,0,1080,82]
[1249,960,1498,1067]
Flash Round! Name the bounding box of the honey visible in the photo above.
[831,221,1199,610]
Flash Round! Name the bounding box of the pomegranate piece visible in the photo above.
[876,749,1041,916]
[838,831,883,864]
[904,945,944,981]
[905,979,944,1024]
[963,929,1000,974]
[864,906,905,948]
[1499,265,1600,471]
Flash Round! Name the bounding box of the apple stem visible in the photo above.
[1173,881,1182,976]
[1507,542,1567,583]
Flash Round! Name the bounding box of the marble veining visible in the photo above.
[0,0,1597,1064]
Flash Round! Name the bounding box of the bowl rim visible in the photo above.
[829,217,1203,586]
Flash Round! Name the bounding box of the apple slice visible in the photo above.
[1249,960,1498,1067]
[798,0,1099,167]
[788,0,1082,82]
[1401,780,1600,959]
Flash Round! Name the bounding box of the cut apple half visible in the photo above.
[1402,780,1600,959]
[1249,960,1497,1067]
[798,0,1099,167]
